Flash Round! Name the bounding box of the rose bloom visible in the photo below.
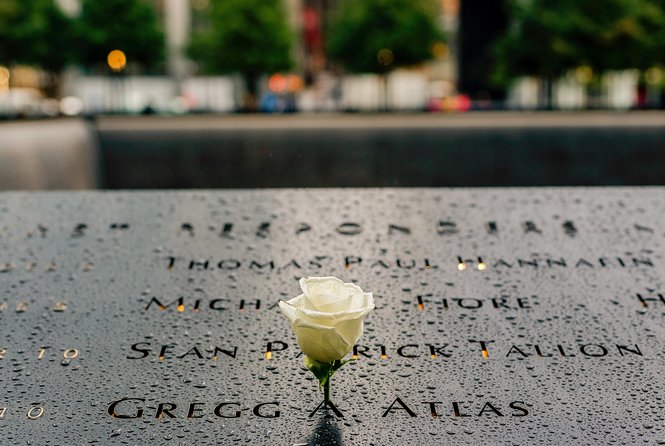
[279,277,375,363]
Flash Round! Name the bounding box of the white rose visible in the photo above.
[279,277,375,363]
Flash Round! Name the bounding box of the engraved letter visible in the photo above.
[253,402,280,418]
[127,342,151,359]
[509,401,529,416]
[108,398,145,419]
[382,397,417,417]
[214,403,241,418]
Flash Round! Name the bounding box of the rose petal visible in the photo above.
[346,283,366,310]
[334,319,364,347]
[293,319,353,362]
[300,276,355,313]
[296,292,374,323]
[278,295,305,323]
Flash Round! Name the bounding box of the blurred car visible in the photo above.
[0,88,53,119]
[259,91,297,113]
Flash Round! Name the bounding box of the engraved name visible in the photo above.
[107,397,531,419]
[123,341,643,362]
[166,255,655,272]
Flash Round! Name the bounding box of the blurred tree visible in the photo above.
[327,0,444,74]
[493,0,665,99]
[0,0,76,96]
[0,0,75,72]
[77,0,164,72]
[326,0,443,110]
[188,0,293,111]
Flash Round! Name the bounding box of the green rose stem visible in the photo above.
[323,373,331,403]
[304,357,348,405]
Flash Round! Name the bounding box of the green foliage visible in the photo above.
[493,0,665,84]
[0,0,75,72]
[188,0,293,78]
[327,0,444,73]
[77,0,164,71]
[0,0,24,64]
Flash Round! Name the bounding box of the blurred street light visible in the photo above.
[107,49,127,72]
[268,73,287,93]
[191,0,210,11]
[0,66,9,94]
[60,96,84,116]
[377,48,394,66]
[645,67,663,85]
[432,42,448,60]
[575,66,593,84]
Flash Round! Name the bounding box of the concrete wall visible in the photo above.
[95,113,665,188]
[0,119,99,190]
[2,113,663,190]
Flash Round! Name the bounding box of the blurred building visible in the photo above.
[458,0,507,101]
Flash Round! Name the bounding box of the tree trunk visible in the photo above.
[242,72,259,113]
[43,71,60,99]
[380,74,389,112]
[540,76,554,110]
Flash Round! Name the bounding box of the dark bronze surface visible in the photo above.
[0,188,663,444]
